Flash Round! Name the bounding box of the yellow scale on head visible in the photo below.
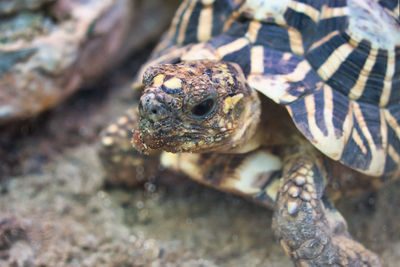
[212,63,236,87]
[163,77,183,89]
[152,74,165,87]
[223,93,244,114]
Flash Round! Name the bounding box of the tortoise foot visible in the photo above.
[99,107,159,186]
[272,155,382,266]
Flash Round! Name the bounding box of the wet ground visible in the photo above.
[0,49,399,266]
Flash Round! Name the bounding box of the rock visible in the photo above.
[0,0,55,15]
[0,0,179,123]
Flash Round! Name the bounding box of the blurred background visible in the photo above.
[0,0,399,266]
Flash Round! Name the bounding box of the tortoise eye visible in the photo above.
[190,98,216,119]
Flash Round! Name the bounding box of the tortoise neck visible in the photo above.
[221,89,262,154]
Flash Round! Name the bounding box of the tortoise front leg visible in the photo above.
[160,149,284,209]
[99,107,159,186]
[272,154,382,266]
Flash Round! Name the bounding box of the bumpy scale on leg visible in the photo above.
[99,107,159,186]
[272,154,382,266]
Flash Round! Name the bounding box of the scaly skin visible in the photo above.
[135,61,261,154]
[273,152,382,266]
[100,107,159,186]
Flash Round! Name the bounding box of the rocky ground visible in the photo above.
[0,48,399,266]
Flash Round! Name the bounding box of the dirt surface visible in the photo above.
[0,49,400,266]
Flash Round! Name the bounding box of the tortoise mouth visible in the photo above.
[137,117,220,153]
[137,117,189,152]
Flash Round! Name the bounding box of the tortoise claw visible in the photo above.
[273,155,382,266]
[99,107,159,186]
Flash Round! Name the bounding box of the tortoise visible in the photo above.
[100,0,400,265]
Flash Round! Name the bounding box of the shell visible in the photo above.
[138,0,400,177]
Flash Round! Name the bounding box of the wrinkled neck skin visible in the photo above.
[219,90,299,154]
[216,88,262,154]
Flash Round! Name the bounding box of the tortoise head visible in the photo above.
[134,60,261,153]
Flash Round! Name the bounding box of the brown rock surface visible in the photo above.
[0,0,179,123]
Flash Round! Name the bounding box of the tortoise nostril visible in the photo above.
[139,94,168,122]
